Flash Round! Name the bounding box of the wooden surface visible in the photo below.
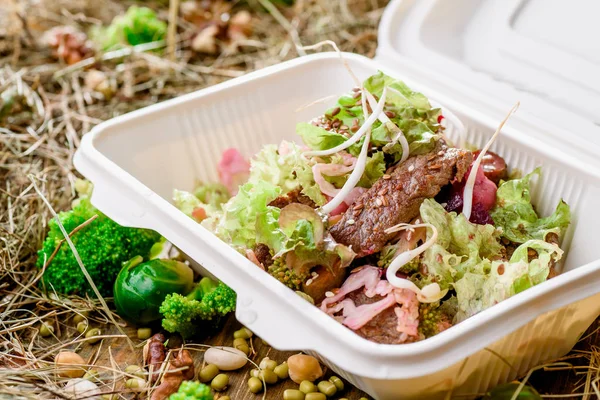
[76,313,600,400]
[79,314,369,399]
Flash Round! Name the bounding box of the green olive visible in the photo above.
[299,380,317,394]
[219,397,231,400]
[259,357,277,371]
[305,393,326,400]
[274,362,289,379]
[40,322,54,337]
[76,321,88,335]
[199,364,220,383]
[85,328,102,344]
[317,380,337,397]
[259,369,278,385]
[359,398,369,400]
[283,389,306,400]
[247,376,263,393]
[211,373,229,391]
[249,368,259,378]
[329,376,344,391]
[137,328,152,340]
[233,327,253,339]
[73,311,89,324]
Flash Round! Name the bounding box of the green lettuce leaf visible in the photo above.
[491,169,571,243]
[214,181,282,249]
[193,182,230,208]
[419,199,504,286]
[258,204,355,276]
[297,71,441,162]
[249,141,326,206]
[295,123,352,153]
[454,239,563,322]
[323,151,386,189]
[255,207,286,254]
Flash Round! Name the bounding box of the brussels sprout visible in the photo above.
[113,256,194,324]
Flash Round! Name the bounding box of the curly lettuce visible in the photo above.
[296,71,441,162]
[454,239,563,322]
[418,199,563,322]
[419,199,503,288]
[214,181,282,250]
[256,204,354,276]
[490,169,571,243]
[249,141,326,205]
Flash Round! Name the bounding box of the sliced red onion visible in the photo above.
[384,223,447,303]
[303,87,387,158]
[342,293,397,330]
[320,265,381,312]
[463,102,519,220]
[312,159,356,197]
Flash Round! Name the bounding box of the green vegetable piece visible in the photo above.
[247,376,263,393]
[211,373,229,391]
[114,258,194,325]
[274,362,289,379]
[199,364,220,383]
[305,393,326,400]
[249,368,259,378]
[299,380,317,394]
[37,197,160,297]
[258,369,278,385]
[169,380,213,400]
[317,380,337,397]
[490,169,570,243]
[328,376,344,391]
[284,389,306,400]
[484,382,541,399]
[93,6,167,51]
[159,277,236,339]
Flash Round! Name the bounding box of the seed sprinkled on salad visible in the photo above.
[174,68,571,344]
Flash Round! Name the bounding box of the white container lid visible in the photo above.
[376,0,600,157]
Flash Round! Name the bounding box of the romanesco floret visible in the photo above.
[160,277,236,338]
[267,258,307,290]
[37,197,160,297]
[418,303,452,339]
[169,381,213,400]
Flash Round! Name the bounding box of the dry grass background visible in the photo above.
[0,0,599,398]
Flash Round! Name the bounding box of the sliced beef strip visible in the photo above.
[330,144,473,257]
[268,188,317,209]
[346,290,416,345]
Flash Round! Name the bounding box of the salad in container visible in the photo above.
[172,70,571,345]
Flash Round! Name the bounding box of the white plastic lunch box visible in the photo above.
[74,51,600,399]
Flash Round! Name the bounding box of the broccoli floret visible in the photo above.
[169,381,213,400]
[377,244,421,273]
[160,277,236,338]
[418,303,452,339]
[37,197,160,297]
[267,258,308,290]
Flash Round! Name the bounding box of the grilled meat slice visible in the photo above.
[330,144,472,257]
